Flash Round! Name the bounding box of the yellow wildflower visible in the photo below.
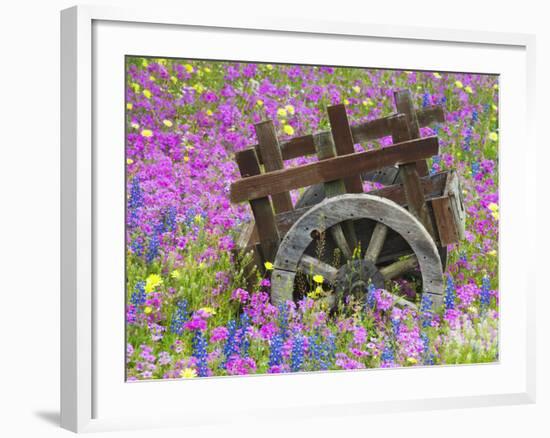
[488,203,499,212]
[468,306,479,314]
[344,99,350,105]
[193,83,204,94]
[455,80,463,89]
[264,261,274,271]
[204,67,211,73]
[141,59,148,67]
[184,156,190,163]
[266,64,273,70]
[145,273,163,293]
[284,104,295,115]
[184,64,194,73]
[144,306,153,314]
[308,285,323,299]
[283,125,294,136]
[488,250,497,257]
[465,86,473,94]
[406,357,418,365]
[170,76,178,84]
[126,103,133,110]
[493,83,498,90]
[433,72,442,79]
[492,104,498,111]
[163,119,173,128]
[194,214,203,224]
[277,108,287,118]
[313,274,324,284]
[126,158,134,165]
[206,110,213,116]
[352,85,361,93]
[488,132,498,141]
[170,270,181,279]
[143,89,152,99]
[200,307,216,316]
[256,99,264,107]
[140,129,153,138]
[149,75,156,82]
[180,368,197,378]
[131,82,140,92]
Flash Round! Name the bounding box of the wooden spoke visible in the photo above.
[330,225,353,260]
[298,255,338,283]
[364,222,388,263]
[379,256,419,281]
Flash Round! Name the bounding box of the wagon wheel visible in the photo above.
[271,194,445,311]
[295,182,448,271]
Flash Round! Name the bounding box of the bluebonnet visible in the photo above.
[422,93,430,108]
[381,345,395,363]
[130,238,143,256]
[130,281,146,306]
[290,333,305,372]
[471,109,479,122]
[169,299,189,335]
[192,330,209,377]
[445,275,456,310]
[366,283,376,310]
[471,161,481,178]
[277,303,289,339]
[268,333,284,369]
[146,233,160,264]
[421,332,434,365]
[420,293,433,328]
[391,318,401,337]
[240,313,250,357]
[223,320,240,366]
[480,276,491,312]
[128,177,143,210]
[164,206,177,232]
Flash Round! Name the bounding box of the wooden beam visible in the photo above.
[327,104,364,193]
[394,90,429,176]
[251,105,445,164]
[230,136,439,203]
[235,148,279,263]
[254,121,293,213]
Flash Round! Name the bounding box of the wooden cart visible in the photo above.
[229,90,465,311]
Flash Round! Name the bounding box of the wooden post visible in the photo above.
[235,148,280,264]
[316,135,357,259]
[391,115,436,238]
[394,90,429,177]
[327,104,364,193]
[254,121,293,214]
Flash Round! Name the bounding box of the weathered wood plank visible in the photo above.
[431,198,458,246]
[255,120,293,214]
[391,114,436,238]
[252,106,445,164]
[235,148,279,263]
[327,104,364,193]
[230,136,439,203]
[394,89,429,176]
[431,170,465,245]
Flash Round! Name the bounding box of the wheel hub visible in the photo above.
[333,259,384,300]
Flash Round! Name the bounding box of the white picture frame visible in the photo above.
[61,4,537,433]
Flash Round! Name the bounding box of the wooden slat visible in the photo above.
[327,104,364,193]
[230,136,439,203]
[254,121,293,213]
[274,171,448,237]
[235,148,279,263]
[316,129,357,258]
[431,198,458,246]
[391,115,436,238]
[252,106,445,164]
[394,89,429,176]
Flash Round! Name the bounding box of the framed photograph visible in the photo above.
[61,5,536,433]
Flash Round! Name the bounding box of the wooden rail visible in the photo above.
[230,136,439,203]
[251,105,444,164]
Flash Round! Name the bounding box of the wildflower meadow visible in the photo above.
[125,57,499,380]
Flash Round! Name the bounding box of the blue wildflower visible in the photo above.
[290,333,305,372]
[130,281,146,306]
[445,275,456,310]
[268,333,284,369]
[192,330,209,377]
[146,233,160,264]
[480,276,491,312]
[169,299,189,335]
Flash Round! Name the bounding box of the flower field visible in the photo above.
[125,57,499,380]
